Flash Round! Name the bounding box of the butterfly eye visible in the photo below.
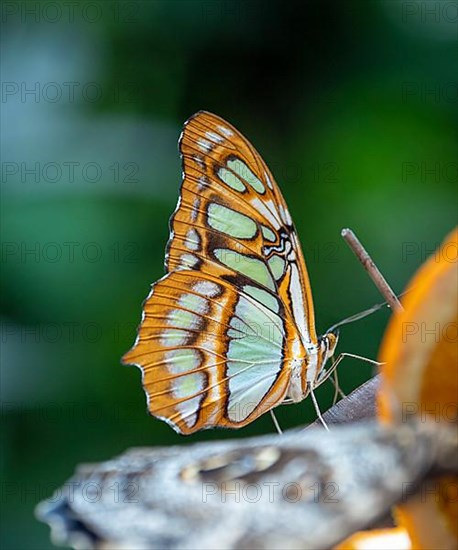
[326,331,339,357]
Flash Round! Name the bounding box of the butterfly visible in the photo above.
[122,111,339,434]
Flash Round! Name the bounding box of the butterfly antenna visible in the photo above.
[270,410,283,435]
[327,228,408,335]
[326,290,409,335]
[326,301,387,334]
[309,386,329,432]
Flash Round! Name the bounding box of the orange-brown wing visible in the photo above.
[122,268,294,434]
[168,111,318,347]
[123,111,317,434]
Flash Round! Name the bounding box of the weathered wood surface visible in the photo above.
[36,410,457,550]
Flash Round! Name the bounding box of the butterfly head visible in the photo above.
[320,329,340,366]
[312,330,340,388]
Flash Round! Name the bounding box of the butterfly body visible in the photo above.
[122,111,339,434]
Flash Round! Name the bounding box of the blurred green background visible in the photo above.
[1,0,457,547]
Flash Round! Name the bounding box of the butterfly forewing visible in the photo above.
[171,112,317,343]
[123,111,320,434]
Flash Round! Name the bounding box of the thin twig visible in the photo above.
[309,228,405,428]
[341,228,404,312]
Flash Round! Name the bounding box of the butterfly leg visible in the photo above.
[309,385,330,432]
[301,354,383,431]
[326,352,382,405]
[270,410,283,435]
[331,352,383,372]
[316,352,343,388]
[280,398,295,405]
[281,387,330,430]
[331,367,346,405]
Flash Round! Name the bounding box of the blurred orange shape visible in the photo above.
[378,227,458,549]
[335,527,411,550]
[393,476,457,550]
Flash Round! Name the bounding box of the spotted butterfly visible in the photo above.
[122,111,339,434]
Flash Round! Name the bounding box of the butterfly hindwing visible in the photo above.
[123,269,293,434]
[123,111,321,433]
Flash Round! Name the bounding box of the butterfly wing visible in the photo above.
[123,269,293,434]
[122,111,319,434]
[167,111,318,346]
